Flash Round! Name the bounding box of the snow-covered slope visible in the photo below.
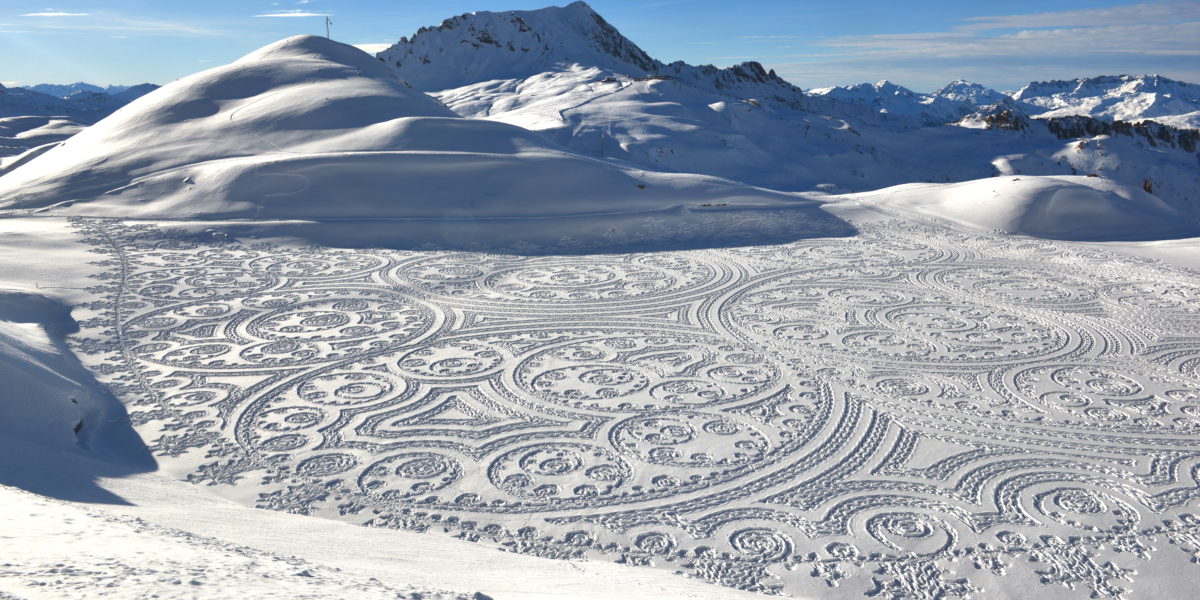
[0,221,151,464]
[856,175,1196,240]
[1013,74,1200,128]
[0,115,85,167]
[0,35,844,251]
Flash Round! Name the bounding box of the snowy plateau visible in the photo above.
[1,2,1200,599]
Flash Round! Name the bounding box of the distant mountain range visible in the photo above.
[1012,74,1200,129]
[366,1,1199,209]
[0,82,158,123]
[808,75,1200,129]
[25,82,137,98]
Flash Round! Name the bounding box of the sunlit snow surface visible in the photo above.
[65,216,1200,598]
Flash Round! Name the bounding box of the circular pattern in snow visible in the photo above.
[70,217,1200,599]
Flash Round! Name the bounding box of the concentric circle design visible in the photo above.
[396,254,720,306]
[359,452,463,499]
[1000,361,1200,430]
[932,265,1098,306]
[127,267,277,300]
[73,216,1200,599]
[397,340,506,379]
[726,281,1076,366]
[489,444,630,501]
[295,372,405,406]
[611,411,769,467]
[864,512,956,556]
[514,332,780,411]
[729,527,794,562]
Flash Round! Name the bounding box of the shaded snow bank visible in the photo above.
[855,175,1199,241]
[0,292,142,456]
[0,291,154,502]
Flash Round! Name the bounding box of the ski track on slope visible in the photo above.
[61,216,1200,598]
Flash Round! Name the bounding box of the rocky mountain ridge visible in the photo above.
[376,1,805,107]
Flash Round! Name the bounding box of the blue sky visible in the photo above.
[1,0,1197,92]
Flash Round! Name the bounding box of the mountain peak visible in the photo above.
[932,80,1007,105]
[377,3,657,90]
[375,2,802,105]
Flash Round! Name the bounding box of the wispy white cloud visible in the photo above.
[641,0,693,8]
[811,21,1200,59]
[958,1,1200,32]
[254,10,329,18]
[21,11,90,17]
[738,35,803,40]
[765,1,1200,90]
[25,14,221,36]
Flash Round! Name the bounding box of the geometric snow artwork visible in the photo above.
[68,218,1200,598]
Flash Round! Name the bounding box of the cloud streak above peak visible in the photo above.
[21,11,90,17]
[771,1,1200,90]
[957,1,1200,32]
[254,11,330,18]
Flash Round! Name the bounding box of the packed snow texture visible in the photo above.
[0,432,766,600]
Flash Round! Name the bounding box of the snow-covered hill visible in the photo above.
[0,34,849,251]
[0,115,85,168]
[856,175,1195,240]
[1013,74,1200,129]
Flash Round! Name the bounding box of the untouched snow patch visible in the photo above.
[857,175,1198,240]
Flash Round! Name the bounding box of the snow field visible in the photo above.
[28,213,1197,599]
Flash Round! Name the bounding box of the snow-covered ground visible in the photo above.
[3,206,1200,598]
[2,3,1199,598]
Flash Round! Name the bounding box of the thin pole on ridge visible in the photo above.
[325,16,332,39]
